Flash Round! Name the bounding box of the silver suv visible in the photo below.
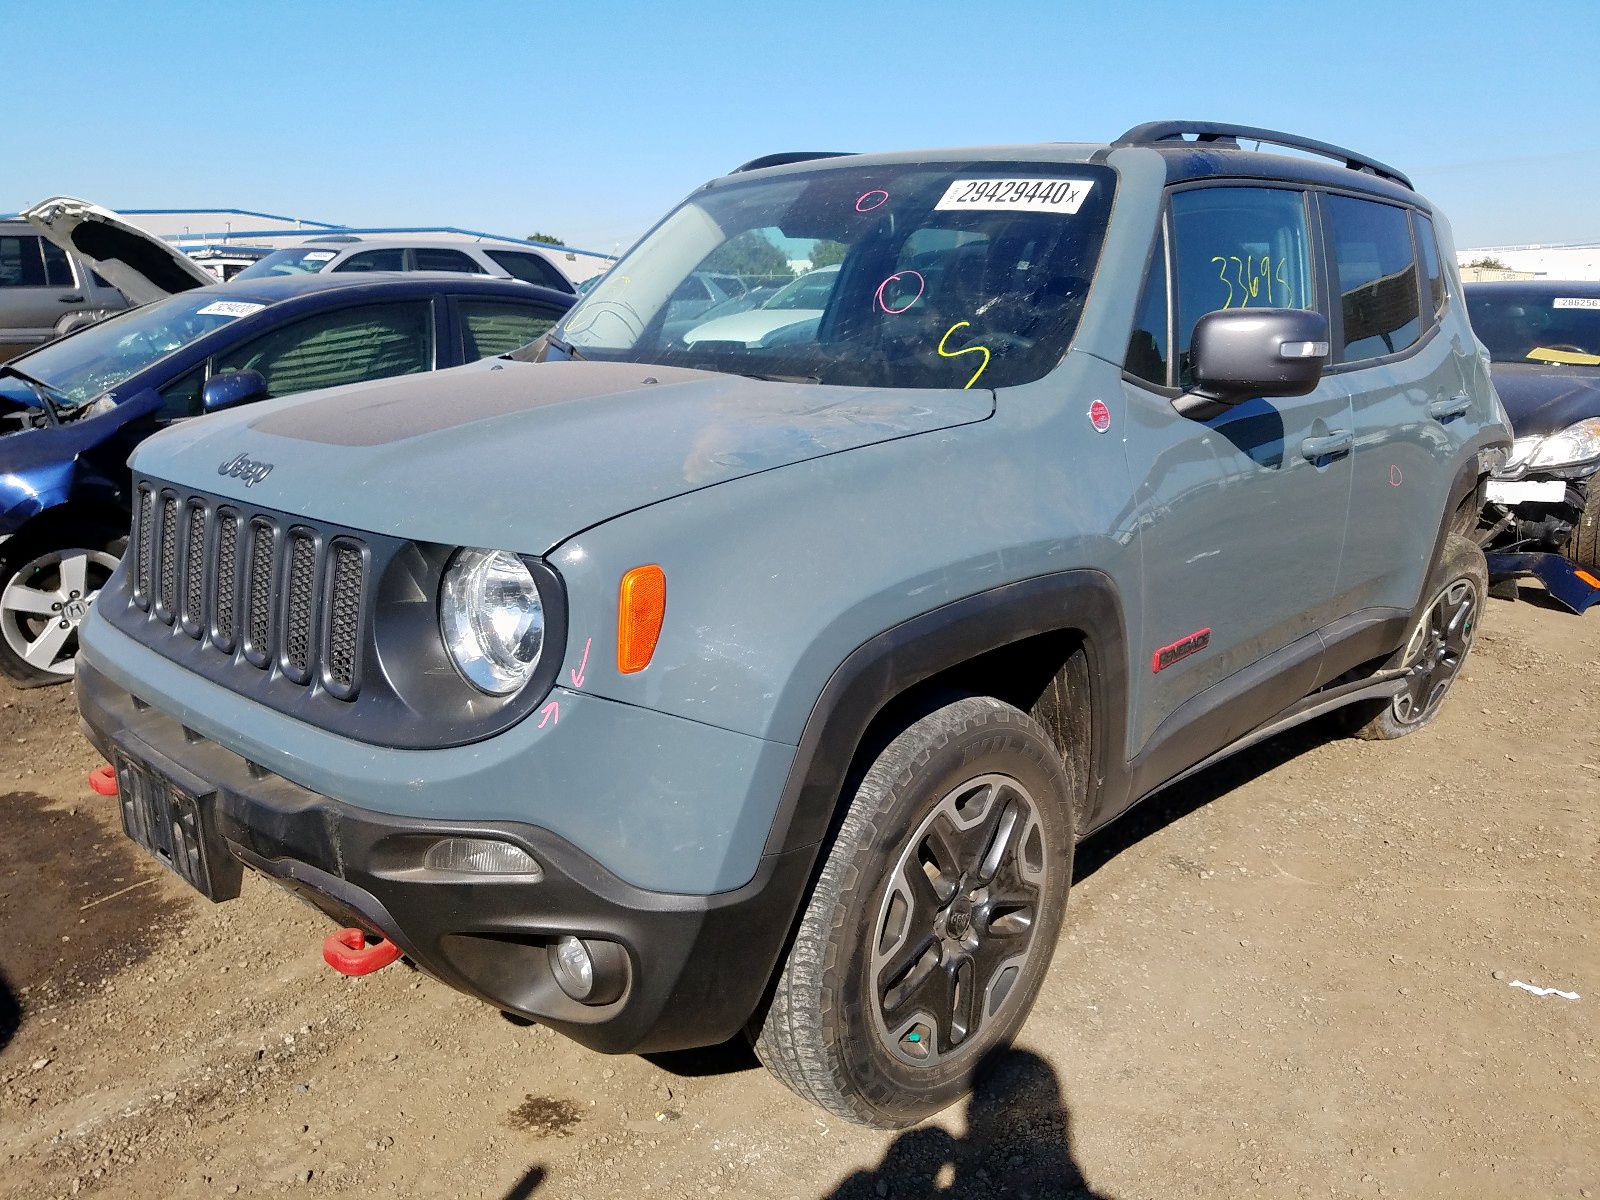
[233,236,577,294]
[0,220,128,360]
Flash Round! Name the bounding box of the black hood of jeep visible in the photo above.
[1490,362,1600,438]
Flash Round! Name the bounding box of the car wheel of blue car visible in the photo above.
[0,529,123,687]
[753,695,1074,1128]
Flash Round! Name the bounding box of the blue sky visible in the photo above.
[7,0,1597,255]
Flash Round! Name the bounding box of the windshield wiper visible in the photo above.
[739,371,821,384]
[0,365,70,424]
[543,332,587,361]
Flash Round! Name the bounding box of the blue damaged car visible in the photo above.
[77,123,1507,1127]
[0,271,571,684]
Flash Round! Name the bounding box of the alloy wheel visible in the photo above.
[0,548,121,677]
[1391,576,1479,726]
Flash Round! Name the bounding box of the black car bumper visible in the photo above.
[76,659,815,1054]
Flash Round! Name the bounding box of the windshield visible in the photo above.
[233,246,341,280]
[10,293,265,405]
[1468,288,1600,366]
[555,161,1116,389]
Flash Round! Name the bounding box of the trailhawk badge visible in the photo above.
[218,452,273,487]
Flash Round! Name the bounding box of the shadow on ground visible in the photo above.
[0,966,19,1053]
[825,1048,1110,1199]
[1074,714,1344,884]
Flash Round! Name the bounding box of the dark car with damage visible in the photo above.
[1467,280,1600,608]
[0,272,571,685]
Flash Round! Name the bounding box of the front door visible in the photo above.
[1122,184,1353,755]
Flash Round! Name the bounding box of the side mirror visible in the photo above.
[201,369,268,414]
[1175,309,1330,420]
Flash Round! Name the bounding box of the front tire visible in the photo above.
[0,525,124,687]
[1350,532,1486,741]
[754,696,1075,1128]
[1563,483,1600,571]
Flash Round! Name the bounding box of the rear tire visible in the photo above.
[1349,532,1486,741]
[1562,485,1600,571]
[0,524,124,687]
[753,696,1075,1128]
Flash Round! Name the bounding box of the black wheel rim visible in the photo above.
[869,773,1048,1067]
[1391,576,1478,726]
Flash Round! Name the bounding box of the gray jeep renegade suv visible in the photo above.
[77,122,1509,1128]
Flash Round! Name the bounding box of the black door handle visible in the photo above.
[1429,394,1471,421]
[1301,430,1353,461]
[58,294,84,303]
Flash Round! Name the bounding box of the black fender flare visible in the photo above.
[762,569,1131,858]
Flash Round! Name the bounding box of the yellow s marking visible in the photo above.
[937,321,992,390]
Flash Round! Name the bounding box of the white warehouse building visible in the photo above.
[1455,242,1600,282]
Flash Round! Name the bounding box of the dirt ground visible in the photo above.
[1,587,1595,1200]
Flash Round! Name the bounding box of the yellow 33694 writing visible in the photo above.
[1210,254,1293,309]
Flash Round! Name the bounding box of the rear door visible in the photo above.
[1330,198,1470,617]
[1122,184,1353,756]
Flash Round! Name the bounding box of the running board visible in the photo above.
[1147,670,1407,799]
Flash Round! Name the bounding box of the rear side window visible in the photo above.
[485,249,573,292]
[1413,212,1447,320]
[212,301,434,398]
[1169,187,1316,385]
[1326,195,1421,362]
[1125,225,1170,387]
[333,248,405,273]
[40,241,76,287]
[414,248,485,274]
[458,300,562,359]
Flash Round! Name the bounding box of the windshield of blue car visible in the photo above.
[232,246,340,280]
[1467,288,1600,367]
[553,161,1116,389]
[8,293,265,406]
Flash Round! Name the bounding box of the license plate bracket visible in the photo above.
[113,732,243,902]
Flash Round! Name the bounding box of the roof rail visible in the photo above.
[1113,121,1413,190]
[731,151,854,174]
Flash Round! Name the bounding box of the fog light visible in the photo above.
[549,935,627,1006]
[423,837,541,878]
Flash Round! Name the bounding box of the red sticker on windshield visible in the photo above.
[1088,400,1111,433]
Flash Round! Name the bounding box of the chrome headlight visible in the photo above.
[439,548,545,695]
[1505,418,1600,473]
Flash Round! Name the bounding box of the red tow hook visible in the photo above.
[88,764,118,796]
[322,928,403,976]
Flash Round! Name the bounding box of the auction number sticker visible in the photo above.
[196,300,266,318]
[302,250,337,262]
[1553,297,1600,309]
[935,178,1095,214]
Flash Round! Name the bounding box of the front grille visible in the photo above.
[129,484,368,698]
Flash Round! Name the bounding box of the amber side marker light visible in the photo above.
[617,564,666,673]
[1576,568,1600,589]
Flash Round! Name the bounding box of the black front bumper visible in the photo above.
[77,659,815,1054]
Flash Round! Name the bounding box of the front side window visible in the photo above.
[1326,195,1421,363]
[1170,187,1316,385]
[458,300,562,359]
[555,161,1116,390]
[232,246,342,279]
[212,301,434,398]
[1125,225,1170,387]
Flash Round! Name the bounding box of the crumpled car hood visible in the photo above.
[23,196,215,304]
[1490,362,1600,438]
[130,360,994,552]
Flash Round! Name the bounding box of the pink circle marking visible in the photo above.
[1389,464,1403,487]
[855,190,889,213]
[874,270,924,314]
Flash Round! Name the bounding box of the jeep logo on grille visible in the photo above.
[218,452,273,487]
